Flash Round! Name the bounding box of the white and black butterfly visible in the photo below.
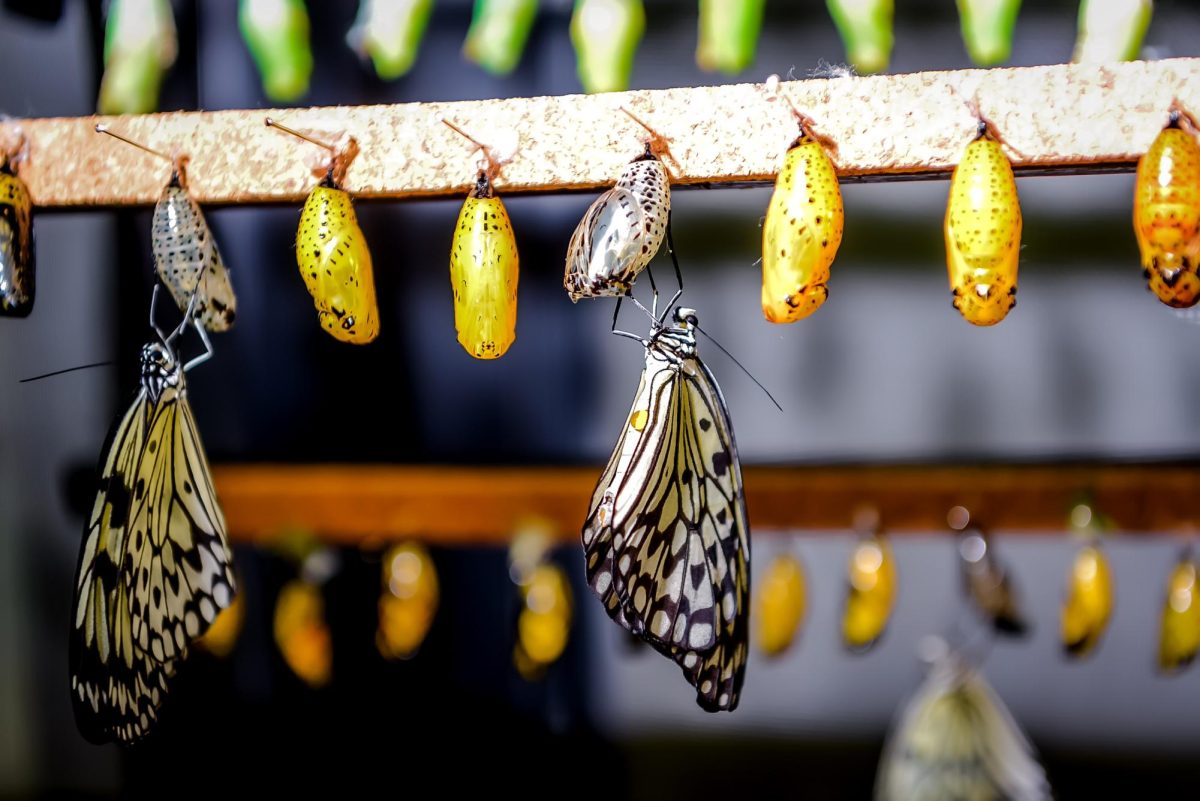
[875,648,1051,801]
[564,149,671,302]
[582,306,750,711]
[70,287,235,744]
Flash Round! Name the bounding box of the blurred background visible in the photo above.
[2,0,1200,797]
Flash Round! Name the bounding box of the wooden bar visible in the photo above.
[211,463,1200,546]
[3,59,1198,209]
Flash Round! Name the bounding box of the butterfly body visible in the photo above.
[565,154,670,301]
[296,179,380,343]
[152,174,237,332]
[582,307,749,711]
[449,172,518,358]
[1134,111,1200,309]
[71,329,235,744]
[945,128,1021,326]
[0,161,34,317]
[761,133,843,323]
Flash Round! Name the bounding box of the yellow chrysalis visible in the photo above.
[1133,105,1200,309]
[450,171,519,359]
[268,118,380,343]
[1061,543,1113,658]
[377,541,439,660]
[761,115,843,323]
[843,532,896,652]
[945,118,1022,327]
[755,553,806,657]
[1159,549,1200,673]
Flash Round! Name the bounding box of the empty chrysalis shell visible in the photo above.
[152,169,238,332]
[564,149,670,301]
[1133,108,1200,309]
[449,172,519,359]
[0,158,35,317]
[761,122,843,323]
[295,171,380,344]
[944,121,1022,326]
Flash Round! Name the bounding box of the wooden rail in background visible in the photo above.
[212,464,1200,546]
[3,59,1198,208]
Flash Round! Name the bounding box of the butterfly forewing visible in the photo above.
[581,313,750,711]
[126,387,235,663]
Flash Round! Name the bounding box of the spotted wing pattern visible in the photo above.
[582,316,749,711]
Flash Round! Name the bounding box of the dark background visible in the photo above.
[3,1,1200,797]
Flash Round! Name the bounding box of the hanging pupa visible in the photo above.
[0,138,34,317]
[761,88,843,323]
[842,508,896,652]
[377,541,439,660]
[950,506,1028,636]
[944,109,1022,327]
[826,0,893,74]
[755,551,807,658]
[697,0,765,75]
[564,108,672,302]
[570,0,645,93]
[463,0,539,76]
[267,119,380,344]
[443,120,519,359]
[94,125,237,331]
[1158,546,1200,673]
[1133,103,1200,309]
[509,526,572,680]
[1060,499,1114,659]
[1073,0,1153,63]
[97,0,178,115]
[346,0,435,80]
[239,0,314,102]
[955,0,1021,66]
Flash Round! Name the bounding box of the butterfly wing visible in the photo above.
[125,390,236,664]
[582,339,750,711]
[71,389,176,744]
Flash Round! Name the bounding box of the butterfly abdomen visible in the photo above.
[762,136,843,323]
[0,163,34,317]
[296,184,380,343]
[945,133,1021,326]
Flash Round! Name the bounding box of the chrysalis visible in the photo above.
[826,0,893,74]
[1073,0,1153,63]
[239,0,313,102]
[761,108,843,323]
[347,0,434,80]
[697,0,765,75]
[95,125,237,332]
[565,109,671,302]
[1158,547,1200,673]
[950,506,1027,636]
[463,0,538,76]
[755,553,806,658]
[377,542,439,660]
[444,120,519,359]
[944,114,1022,327]
[1133,105,1200,309]
[98,0,177,115]
[0,150,34,317]
[268,119,380,343]
[956,0,1021,66]
[842,510,896,652]
[570,0,645,93]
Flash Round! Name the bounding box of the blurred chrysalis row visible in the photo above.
[96,0,1157,113]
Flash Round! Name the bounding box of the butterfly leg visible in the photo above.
[184,316,215,372]
[149,284,171,344]
[660,215,684,323]
[610,295,645,343]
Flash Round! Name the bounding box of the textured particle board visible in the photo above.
[2,58,1197,209]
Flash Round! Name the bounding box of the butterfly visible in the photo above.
[70,287,235,744]
[581,306,750,711]
[875,648,1051,801]
[564,148,671,302]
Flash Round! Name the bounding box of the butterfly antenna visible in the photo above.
[693,324,783,412]
[19,361,114,383]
